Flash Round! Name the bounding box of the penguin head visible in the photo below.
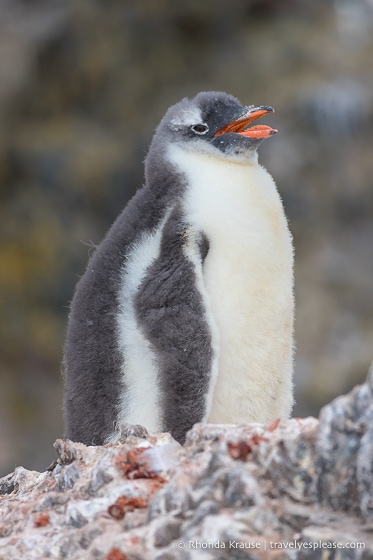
[149,91,278,165]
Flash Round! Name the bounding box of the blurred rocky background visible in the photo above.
[0,0,372,477]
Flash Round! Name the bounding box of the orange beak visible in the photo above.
[214,106,278,139]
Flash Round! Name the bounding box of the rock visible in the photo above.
[1,366,373,559]
[317,362,373,518]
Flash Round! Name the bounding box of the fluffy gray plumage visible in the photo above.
[63,91,289,445]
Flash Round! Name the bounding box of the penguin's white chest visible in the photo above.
[169,145,294,425]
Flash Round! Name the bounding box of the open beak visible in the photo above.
[214,106,278,139]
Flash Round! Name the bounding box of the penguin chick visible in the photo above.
[63,91,294,445]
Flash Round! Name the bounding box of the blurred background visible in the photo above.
[1,0,372,477]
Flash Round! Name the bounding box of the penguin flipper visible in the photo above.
[133,212,213,443]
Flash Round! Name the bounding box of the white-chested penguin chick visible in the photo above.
[63,91,294,446]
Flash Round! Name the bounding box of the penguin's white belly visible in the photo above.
[170,145,294,425]
[203,222,294,424]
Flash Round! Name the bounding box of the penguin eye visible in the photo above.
[191,123,209,135]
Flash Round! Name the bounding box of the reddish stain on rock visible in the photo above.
[227,433,269,461]
[106,548,127,560]
[227,440,253,461]
[33,512,49,527]
[108,495,147,520]
[114,449,167,481]
[267,418,281,432]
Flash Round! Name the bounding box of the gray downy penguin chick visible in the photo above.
[63,91,294,445]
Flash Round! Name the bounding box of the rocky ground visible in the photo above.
[1,364,372,560]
